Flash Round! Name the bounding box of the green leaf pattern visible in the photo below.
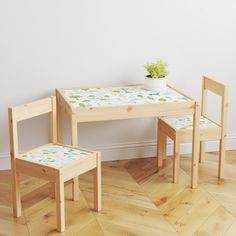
[19,144,91,169]
[63,86,191,109]
[163,116,219,130]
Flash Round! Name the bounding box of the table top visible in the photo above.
[58,85,192,110]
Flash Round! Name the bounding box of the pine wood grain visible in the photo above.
[0,150,236,235]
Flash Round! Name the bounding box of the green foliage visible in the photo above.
[144,60,168,79]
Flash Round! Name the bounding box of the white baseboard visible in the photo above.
[1,134,235,171]
[94,133,236,161]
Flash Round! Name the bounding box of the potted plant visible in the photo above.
[144,60,168,92]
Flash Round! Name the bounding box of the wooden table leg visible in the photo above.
[173,137,180,184]
[157,122,167,168]
[191,102,200,188]
[94,152,101,211]
[56,96,62,143]
[71,114,79,201]
[199,141,205,163]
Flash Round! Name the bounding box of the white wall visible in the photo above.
[1,0,236,169]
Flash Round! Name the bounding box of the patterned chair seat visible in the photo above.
[162,115,219,130]
[17,144,92,169]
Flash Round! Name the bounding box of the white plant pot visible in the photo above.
[144,76,167,92]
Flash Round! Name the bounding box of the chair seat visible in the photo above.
[17,144,92,169]
[162,115,219,130]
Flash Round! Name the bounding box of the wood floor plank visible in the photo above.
[0,205,27,225]
[194,206,235,236]
[0,150,236,235]
[75,220,104,236]
[0,218,29,236]
[120,157,159,184]
[100,219,178,236]
[23,185,97,236]
[173,191,219,235]
[80,161,157,210]
[95,195,176,233]
[160,188,204,224]
[225,220,236,236]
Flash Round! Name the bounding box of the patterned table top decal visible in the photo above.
[62,86,191,109]
[18,144,92,169]
[163,116,219,130]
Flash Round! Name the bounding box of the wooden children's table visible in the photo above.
[56,84,200,189]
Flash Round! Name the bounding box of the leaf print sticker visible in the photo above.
[70,95,82,99]
[19,145,92,168]
[163,116,218,130]
[63,86,191,109]
[158,98,166,102]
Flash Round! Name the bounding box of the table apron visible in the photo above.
[73,104,195,122]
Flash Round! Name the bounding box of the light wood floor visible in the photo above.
[1,151,236,236]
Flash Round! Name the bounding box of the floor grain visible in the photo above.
[0,150,236,235]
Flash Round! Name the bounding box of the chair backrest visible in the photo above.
[201,76,228,132]
[8,96,57,159]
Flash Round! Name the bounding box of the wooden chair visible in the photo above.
[157,76,228,183]
[8,96,101,232]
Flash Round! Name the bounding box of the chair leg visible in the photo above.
[72,177,79,201]
[94,154,101,212]
[12,169,21,218]
[51,182,55,199]
[55,177,65,233]
[199,141,205,163]
[157,128,167,168]
[173,139,180,184]
[218,138,225,179]
[71,114,79,201]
